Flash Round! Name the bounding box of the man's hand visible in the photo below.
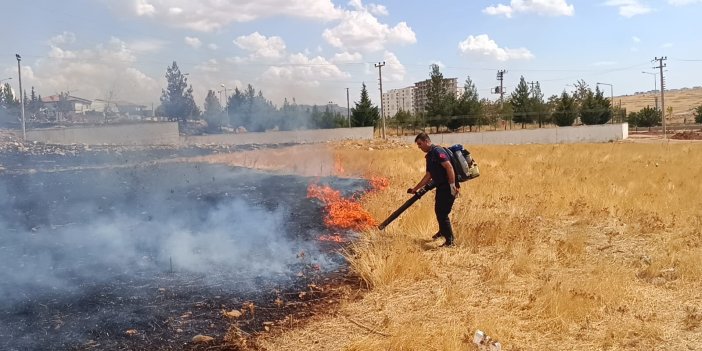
[407,188,416,194]
[450,183,459,197]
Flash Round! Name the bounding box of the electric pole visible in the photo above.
[346,87,350,128]
[16,54,26,140]
[497,70,507,106]
[653,57,667,139]
[375,61,386,139]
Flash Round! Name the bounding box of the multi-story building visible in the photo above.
[413,78,458,114]
[381,87,415,119]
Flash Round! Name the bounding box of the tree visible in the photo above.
[580,86,611,125]
[509,76,532,128]
[311,105,345,129]
[530,82,549,127]
[351,83,379,127]
[694,104,702,124]
[203,90,223,132]
[629,106,661,128]
[159,61,200,122]
[425,64,453,131]
[551,91,577,127]
[393,109,412,134]
[450,76,482,131]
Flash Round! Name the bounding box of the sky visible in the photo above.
[1,0,701,108]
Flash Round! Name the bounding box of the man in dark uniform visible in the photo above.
[408,132,459,247]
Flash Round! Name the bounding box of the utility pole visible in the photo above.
[496,69,507,129]
[16,54,26,140]
[497,70,507,106]
[653,57,667,139]
[346,87,350,128]
[375,61,386,139]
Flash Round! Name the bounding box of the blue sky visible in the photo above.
[2,0,701,107]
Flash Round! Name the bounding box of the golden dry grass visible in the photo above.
[616,87,702,124]
[209,140,702,350]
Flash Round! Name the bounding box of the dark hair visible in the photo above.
[414,132,431,142]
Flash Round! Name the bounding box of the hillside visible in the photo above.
[615,87,702,123]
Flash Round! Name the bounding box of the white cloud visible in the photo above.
[208,43,219,50]
[382,51,405,82]
[603,0,652,17]
[195,59,220,73]
[322,9,416,52]
[184,36,202,49]
[458,34,534,61]
[483,0,575,18]
[106,0,342,32]
[667,0,702,5]
[331,51,363,63]
[258,53,350,103]
[11,35,161,104]
[367,3,389,16]
[632,36,641,43]
[128,39,168,53]
[49,31,77,46]
[662,42,674,48]
[234,32,286,60]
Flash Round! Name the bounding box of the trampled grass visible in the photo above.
[223,140,702,350]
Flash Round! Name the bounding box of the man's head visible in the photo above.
[415,132,432,153]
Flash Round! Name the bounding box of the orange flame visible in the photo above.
[369,176,390,191]
[307,184,377,231]
[318,234,346,243]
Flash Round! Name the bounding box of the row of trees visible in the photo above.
[409,64,620,132]
[158,61,379,132]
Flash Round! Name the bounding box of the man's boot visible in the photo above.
[431,231,442,240]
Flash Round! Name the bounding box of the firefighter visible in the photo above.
[408,132,459,247]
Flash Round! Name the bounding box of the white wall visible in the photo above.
[400,124,628,145]
[182,127,374,145]
[26,124,374,146]
[26,123,180,145]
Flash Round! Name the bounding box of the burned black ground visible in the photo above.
[0,147,366,351]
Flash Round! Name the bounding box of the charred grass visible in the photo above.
[253,141,702,351]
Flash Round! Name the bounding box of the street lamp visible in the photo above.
[16,54,26,140]
[641,71,659,110]
[220,83,229,131]
[596,82,614,124]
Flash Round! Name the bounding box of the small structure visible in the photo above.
[41,95,92,121]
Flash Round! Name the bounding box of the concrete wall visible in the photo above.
[26,124,375,146]
[400,124,628,145]
[26,122,180,145]
[182,127,374,145]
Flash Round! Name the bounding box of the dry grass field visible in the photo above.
[616,87,702,124]
[205,140,702,350]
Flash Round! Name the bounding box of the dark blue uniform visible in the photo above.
[425,145,456,245]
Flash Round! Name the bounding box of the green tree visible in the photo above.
[159,61,200,122]
[203,89,223,132]
[580,86,611,125]
[509,76,532,128]
[351,83,379,127]
[393,109,412,134]
[694,104,702,124]
[530,82,549,127]
[630,106,661,128]
[425,64,454,131]
[450,76,482,131]
[311,105,345,129]
[551,91,578,127]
